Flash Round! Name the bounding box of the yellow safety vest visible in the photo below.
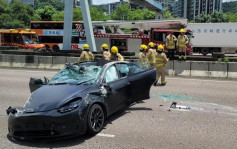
[166,35,175,49]
[156,57,165,67]
[178,35,188,48]
[79,51,94,62]
[139,52,148,63]
[148,49,156,64]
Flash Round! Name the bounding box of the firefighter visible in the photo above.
[166,31,177,60]
[101,43,110,60]
[139,44,149,69]
[147,42,156,68]
[154,45,168,86]
[177,29,189,60]
[109,46,124,61]
[78,44,94,62]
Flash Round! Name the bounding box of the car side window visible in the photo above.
[117,63,129,77]
[128,63,143,75]
[103,65,119,83]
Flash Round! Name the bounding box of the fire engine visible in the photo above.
[92,19,192,55]
[0,29,45,50]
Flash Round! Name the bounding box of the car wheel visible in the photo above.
[87,104,104,135]
[53,45,60,52]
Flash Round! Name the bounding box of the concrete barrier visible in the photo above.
[174,61,191,76]
[0,54,237,79]
[228,63,237,79]
[209,62,228,78]
[53,56,67,64]
[191,61,209,77]
[166,61,174,76]
[66,57,79,63]
[38,56,53,69]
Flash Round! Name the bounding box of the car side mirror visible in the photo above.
[29,78,45,93]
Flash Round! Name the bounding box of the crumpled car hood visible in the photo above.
[24,84,91,112]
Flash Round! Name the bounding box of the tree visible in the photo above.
[35,5,56,21]
[90,7,109,21]
[73,8,83,21]
[0,0,34,28]
[223,1,237,13]
[195,11,228,23]
[143,9,156,20]
[111,3,130,20]
[225,12,237,22]
[112,3,156,20]
[51,8,109,21]
[34,0,64,11]
[162,8,173,19]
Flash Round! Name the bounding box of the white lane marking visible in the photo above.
[167,77,237,84]
[96,133,115,138]
[0,69,57,74]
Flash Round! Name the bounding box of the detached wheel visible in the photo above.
[87,104,104,135]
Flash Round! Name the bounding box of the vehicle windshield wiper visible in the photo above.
[76,78,94,85]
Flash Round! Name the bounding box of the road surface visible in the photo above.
[0,68,237,149]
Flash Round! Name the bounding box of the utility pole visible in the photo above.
[80,0,96,51]
[63,0,73,50]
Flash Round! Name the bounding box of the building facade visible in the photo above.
[170,0,222,20]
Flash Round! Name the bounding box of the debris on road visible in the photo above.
[170,102,191,110]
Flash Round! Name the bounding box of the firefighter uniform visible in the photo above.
[154,45,168,86]
[78,44,94,62]
[109,46,124,61]
[147,42,156,68]
[101,44,111,60]
[177,29,189,60]
[139,44,149,69]
[166,32,177,60]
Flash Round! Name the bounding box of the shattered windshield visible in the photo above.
[22,34,39,44]
[49,64,102,85]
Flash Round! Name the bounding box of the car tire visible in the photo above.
[87,104,104,135]
[53,45,60,52]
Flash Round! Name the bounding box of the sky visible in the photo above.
[92,0,237,5]
[92,0,120,5]
[92,0,129,5]
[223,0,237,2]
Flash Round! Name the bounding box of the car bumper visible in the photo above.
[8,108,87,139]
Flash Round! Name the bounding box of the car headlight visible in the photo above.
[57,101,79,114]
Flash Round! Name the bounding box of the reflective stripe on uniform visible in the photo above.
[156,58,163,62]
[156,63,165,67]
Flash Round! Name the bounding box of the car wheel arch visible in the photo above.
[88,102,107,119]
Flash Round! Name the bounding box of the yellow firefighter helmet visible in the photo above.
[83,44,89,50]
[180,29,186,33]
[158,45,164,51]
[148,42,155,48]
[101,44,108,50]
[140,44,147,50]
[111,46,118,54]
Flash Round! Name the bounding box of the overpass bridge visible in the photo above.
[130,0,163,11]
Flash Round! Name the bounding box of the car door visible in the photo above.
[128,63,156,103]
[103,64,130,114]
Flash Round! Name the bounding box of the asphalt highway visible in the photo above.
[0,68,237,149]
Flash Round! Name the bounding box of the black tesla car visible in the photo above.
[7,60,156,139]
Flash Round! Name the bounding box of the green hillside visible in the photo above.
[222,1,237,13]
